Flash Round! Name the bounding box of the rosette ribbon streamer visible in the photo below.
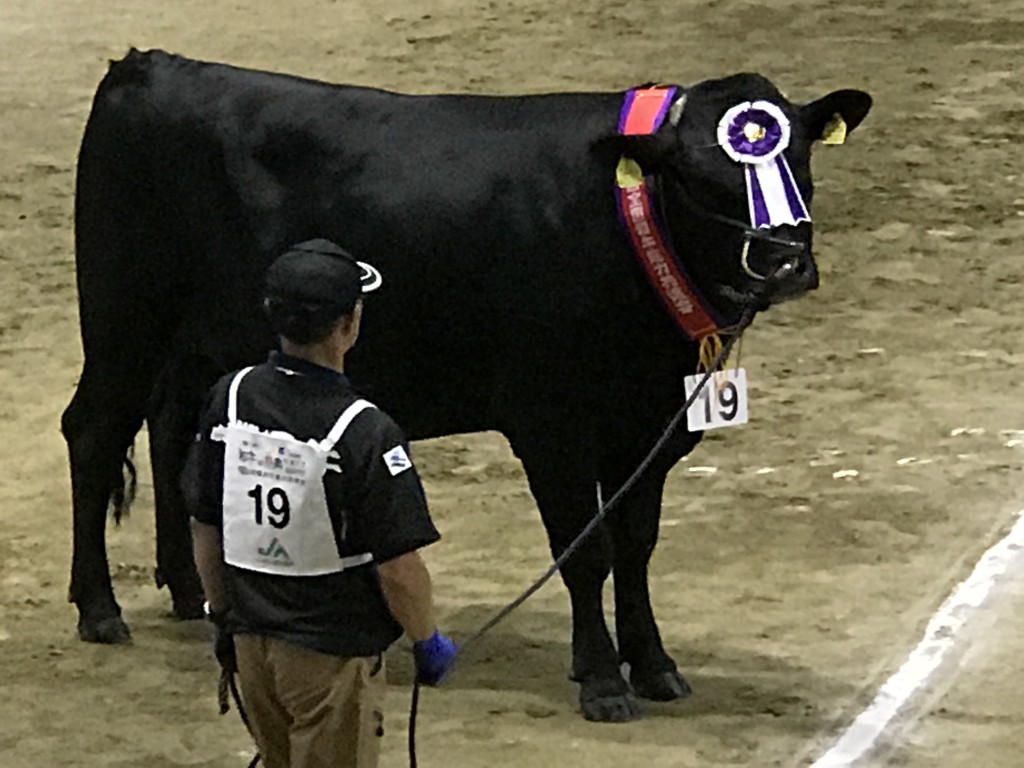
[716,100,810,230]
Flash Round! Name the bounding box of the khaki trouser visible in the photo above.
[234,634,386,768]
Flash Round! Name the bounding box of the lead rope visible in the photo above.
[219,668,262,767]
[408,307,755,767]
[409,680,421,768]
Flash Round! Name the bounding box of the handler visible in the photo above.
[186,238,457,768]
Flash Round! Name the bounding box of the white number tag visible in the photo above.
[683,368,748,431]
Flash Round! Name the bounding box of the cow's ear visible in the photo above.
[594,132,676,171]
[799,89,873,145]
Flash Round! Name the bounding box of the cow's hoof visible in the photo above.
[170,591,206,621]
[77,615,132,644]
[156,567,206,620]
[579,678,644,722]
[630,668,693,702]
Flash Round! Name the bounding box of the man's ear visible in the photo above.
[592,132,677,172]
[799,89,873,145]
[348,301,363,336]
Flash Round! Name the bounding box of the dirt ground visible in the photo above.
[2,0,1023,766]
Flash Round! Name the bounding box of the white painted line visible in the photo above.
[810,510,1024,768]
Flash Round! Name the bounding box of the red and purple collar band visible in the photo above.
[615,86,725,340]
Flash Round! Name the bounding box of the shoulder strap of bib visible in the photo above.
[320,399,376,452]
[225,366,255,423]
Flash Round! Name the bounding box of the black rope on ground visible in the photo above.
[219,667,262,767]
[409,681,421,768]
[407,308,755,768]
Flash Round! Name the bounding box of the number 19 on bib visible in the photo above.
[683,368,749,431]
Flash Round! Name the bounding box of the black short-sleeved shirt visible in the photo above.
[186,351,440,657]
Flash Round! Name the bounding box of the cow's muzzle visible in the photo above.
[740,225,818,304]
[661,172,817,308]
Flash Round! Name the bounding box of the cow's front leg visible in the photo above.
[512,437,641,722]
[610,470,691,702]
[563,545,643,721]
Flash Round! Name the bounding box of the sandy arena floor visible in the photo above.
[1,0,1023,766]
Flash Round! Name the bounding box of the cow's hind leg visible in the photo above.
[511,436,642,722]
[61,365,148,643]
[149,401,204,619]
[609,470,692,702]
[148,355,222,619]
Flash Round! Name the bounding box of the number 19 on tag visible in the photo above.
[683,368,749,431]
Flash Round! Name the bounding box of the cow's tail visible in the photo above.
[109,444,138,525]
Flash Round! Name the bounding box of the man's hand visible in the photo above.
[413,629,457,685]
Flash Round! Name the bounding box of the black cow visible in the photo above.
[62,48,871,721]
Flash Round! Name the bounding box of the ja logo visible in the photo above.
[258,537,293,565]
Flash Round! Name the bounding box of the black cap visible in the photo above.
[263,238,382,343]
[264,239,381,309]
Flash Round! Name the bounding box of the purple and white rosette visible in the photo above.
[716,100,810,230]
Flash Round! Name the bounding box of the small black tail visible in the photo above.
[109,444,137,524]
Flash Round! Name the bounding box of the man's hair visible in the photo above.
[263,300,354,345]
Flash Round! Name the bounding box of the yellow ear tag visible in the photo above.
[821,114,847,145]
[616,157,644,188]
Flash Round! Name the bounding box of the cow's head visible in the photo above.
[607,73,871,321]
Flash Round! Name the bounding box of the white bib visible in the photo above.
[213,367,375,576]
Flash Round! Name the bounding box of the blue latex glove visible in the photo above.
[413,629,457,686]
